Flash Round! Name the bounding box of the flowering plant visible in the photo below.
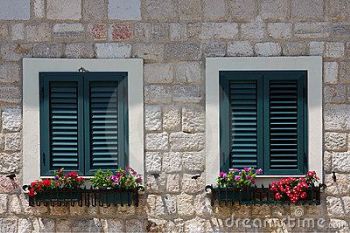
[28,169,84,197]
[270,171,320,203]
[216,167,263,189]
[91,167,142,190]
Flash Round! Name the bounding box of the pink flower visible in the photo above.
[234,175,240,181]
[256,168,263,175]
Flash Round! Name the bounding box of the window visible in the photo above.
[219,71,307,175]
[206,57,322,184]
[40,72,128,176]
[23,59,143,184]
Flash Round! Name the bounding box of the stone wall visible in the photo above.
[0,0,349,232]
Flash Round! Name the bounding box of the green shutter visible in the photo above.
[220,71,307,175]
[84,73,128,175]
[220,72,264,171]
[40,73,84,176]
[263,72,307,175]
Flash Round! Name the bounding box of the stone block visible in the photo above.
[324,62,338,84]
[172,85,203,103]
[164,43,201,61]
[332,152,350,172]
[53,23,85,41]
[177,193,194,216]
[108,0,141,20]
[228,0,257,21]
[47,0,81,20]
[145,85,172,104]
[178,0,202,21]
[0,63,20,83]
[1,43,31,62]
[267,23,292,39]
[146,173,166,193]
[145,64,173,84]
[203,42,226,57]
[324,85,347,103]
[95,43,131,58]
[88,24,107,41]
[32,43,64,58]
[0,86,21,104]
[325,104,350,130]
[163,106,181,131]
[294,22,330,38]
[175,62,202,84]
[4,133,21,151]
[167,174,180,193]
[227,41,254,56]
[182,106,205,133]
[291,0,324,20]
[8,195,21,214]
[325,133,347,151]
[71,219,101,232]
[125,220,144,232]
[133,43,164,63]
[241,18,266,40]
[0,152,20,174]
[145,105,162,131]
[200,23,238,40]
[2,108,22,132]
[109,23,133,41]
[18,219,32,233]
[163,152,182,173]
[134,23,169,42]
[326,0,350,21]
[327,196,345,217]
[146,152,162,173]
[0,0,30,20]
[33,0,45,18]
[261,0,288,20]
[147,195,165,217]
[309,41,324,55]
[146,133,168,151]
[0,194,7,214]
[0,218,17,233]
[164,194,177,214]
[182,174,205,193]
[26,24,51,42]
[187,23,201,40]
[282,42,308,56]
[169,132,205,151]
[65,43,94,58]
[170,23,187,41]
[83,0,107,20]
[255,42,281,56]
[182,152,205,172]
[11,24,24,41]
[102,219,124,233]
[339,62,350,84]
[325,42,345,58]
[203,0,226,20]
[0,24,8,40]
[143,0,176,21]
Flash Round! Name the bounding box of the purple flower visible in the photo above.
[246,175,251,180]
[256,168,263,175]
[219,172,227,178]
[234,175,240,181]
[244,167,251,172]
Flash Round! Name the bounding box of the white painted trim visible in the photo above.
[205,57,323,185]
[23,58,144,185]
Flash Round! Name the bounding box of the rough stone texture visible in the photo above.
[18,218,32,233]
[267,23,292,39]
[145,105,162,131]
[0,63,20,83]
[227,41,254,56]
[228,0,257,21]
[255,42,282,56]
[170,23,187,41]
[145,152,162,173]
[0,0,30,20]
[83,0,107,20]
[241,18,266,40]
[169,133,205,151]
[162,152,182,173]
[47,0,81,20]
[203,0,226,21]
[88,24,107,41]
[182,106,205,133]
[175,62,201,84]
[166,174,180,193]
[95,43,131,58]
[325,42,345,58]
[146,133,169,151]
[283,42,308,56]
[108,0,141,20]
[26,24,51,42]
[109,23,133,41]
[324,62,338,84]
[145,64,173,84]
[177,193,194,216]
[4,133,21,151]
[2,108,22,132]
[0,152,20,174]
[65,43,94,58]
[326,0,350,21]
[324,104,350,130]
[33,0,45,18]
[11,24,24,41]
[200,23,238,40]
[324,85,347,103]
[309,41,324,55]
[178,0,202,21]
[0,218,17,233]
[294,22,330,38]
[291,0,324,20]
[182,152,204,172]
[261,0,289,20]
[332,152,350,172]
[133,43,164,63]
[32,43,64,58]
[163,106,181,131]
[143,0,176,21]
[0,194,7,214]
[339,62,350,84]
[203,42,226,57]
[164,43,201,62]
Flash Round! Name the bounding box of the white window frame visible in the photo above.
[23,58,144,184]
[205,57,323,185]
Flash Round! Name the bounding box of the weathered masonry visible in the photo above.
[0,0,349,232]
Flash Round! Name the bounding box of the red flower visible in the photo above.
[28,188,36,197]
[274,193,282,200]
[42,179,51,187]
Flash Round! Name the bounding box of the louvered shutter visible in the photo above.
[264,73,307,175]
[220,73,263,171]
[84,73,128,175]
[40,73,84,175]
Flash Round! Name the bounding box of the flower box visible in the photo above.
[94,188,138,205]
[214,187,254,203]
[31,190,82,204]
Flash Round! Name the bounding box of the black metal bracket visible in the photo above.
[78,67,89,72]
[332,172,337,182]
